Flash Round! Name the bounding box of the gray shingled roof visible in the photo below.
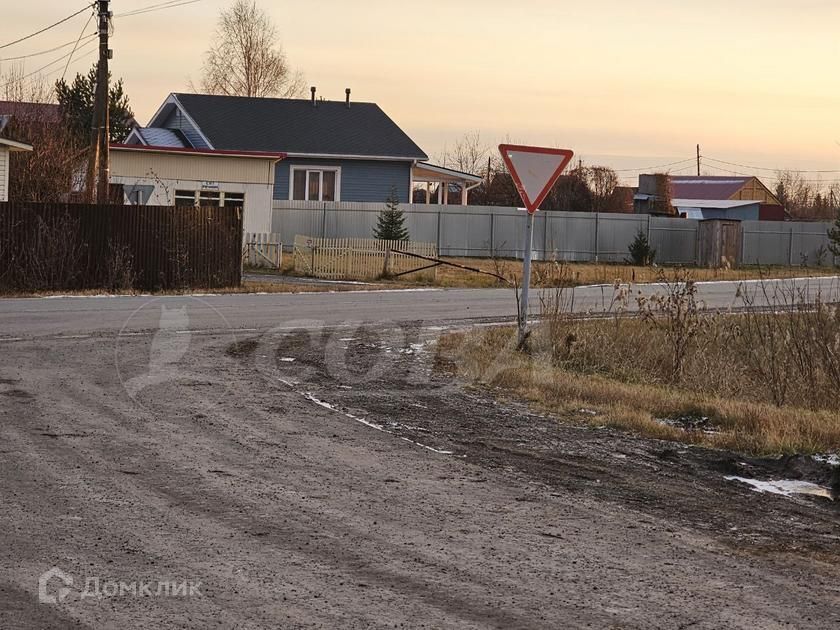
[172,93,428,160]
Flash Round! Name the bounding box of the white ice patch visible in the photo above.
[725,476,834,500]
[279,357,296,363]
[813,454,840,467]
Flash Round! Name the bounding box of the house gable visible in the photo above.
[728,177,781,205]
[146,95,213,149]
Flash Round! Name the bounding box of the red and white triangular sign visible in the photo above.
[499,144,574,213]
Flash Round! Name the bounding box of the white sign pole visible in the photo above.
[518,210,535,347]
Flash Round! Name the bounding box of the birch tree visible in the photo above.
[199,0,305,98]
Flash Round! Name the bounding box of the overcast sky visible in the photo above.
[3,0,839,180]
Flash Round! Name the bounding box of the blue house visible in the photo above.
[127,90,481,211]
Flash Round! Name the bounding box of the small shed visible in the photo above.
[698,219,743,268]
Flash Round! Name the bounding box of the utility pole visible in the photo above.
[696,144,701,176]
[87,0,111,203]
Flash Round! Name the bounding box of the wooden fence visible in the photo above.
[293,235,438,281]
[243,232,283,270]
[0,202,243,292]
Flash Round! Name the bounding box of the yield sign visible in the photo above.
[499,144,574,214]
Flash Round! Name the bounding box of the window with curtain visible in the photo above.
[291,168,340,201]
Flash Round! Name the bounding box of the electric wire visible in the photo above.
[0,36,93,62]
[0,37,98,92]
[0,4,95,51]
[612,157,696,172]
[115,0,204,18]
[702,155,840,174]
[62,10,97,81]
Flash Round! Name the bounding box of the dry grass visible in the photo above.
[437,276,840,456]
[434,257,839,289]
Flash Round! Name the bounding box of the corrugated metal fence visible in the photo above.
[0,202,242,292]
[271,201,837,266]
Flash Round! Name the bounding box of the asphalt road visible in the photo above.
[1,275,838,338]
[2,278,840,628]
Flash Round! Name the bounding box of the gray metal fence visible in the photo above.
[271,201,837,266]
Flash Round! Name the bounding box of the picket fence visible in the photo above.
[243,232,282,269]
[293,235,438,281]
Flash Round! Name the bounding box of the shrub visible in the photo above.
[627,230,656,266]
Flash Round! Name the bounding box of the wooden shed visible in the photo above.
[698,220,743,268]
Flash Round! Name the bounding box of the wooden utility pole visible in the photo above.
[87,0,111,203]
[696,144,701,176]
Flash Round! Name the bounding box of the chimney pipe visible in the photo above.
[345,88,351,109]
[310,86,316,107]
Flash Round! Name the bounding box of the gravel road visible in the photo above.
[2,288,840,628]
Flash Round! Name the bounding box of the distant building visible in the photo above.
[120,91,480,231]
[635,175,785,220]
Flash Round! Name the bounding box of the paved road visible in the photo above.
[2,278,840,628]
[1,275,837,338]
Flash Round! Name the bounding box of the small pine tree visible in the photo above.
[373,187,409,241]
[628,229,656,266]
[829,210,840,262]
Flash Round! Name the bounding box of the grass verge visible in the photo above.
[437,327,840,456]
[436,273,840,456]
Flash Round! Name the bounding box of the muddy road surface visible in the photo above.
[1,299,840,628]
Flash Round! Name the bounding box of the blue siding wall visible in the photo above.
[274,158,412,203]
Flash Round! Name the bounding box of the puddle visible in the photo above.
[725,476,835,500]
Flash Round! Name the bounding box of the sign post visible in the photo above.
[498,144,574,347]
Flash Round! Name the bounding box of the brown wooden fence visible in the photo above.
[0,202,243,292]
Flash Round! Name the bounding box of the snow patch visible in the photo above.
[813,454,840,467]
[725,476,834,500]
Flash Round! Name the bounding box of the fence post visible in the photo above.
[594,213,600,263]
[490,212,495,256]
[788,228,794,266]
[436,211,442,254]
[321,204,327,239]
[542,213,548,260]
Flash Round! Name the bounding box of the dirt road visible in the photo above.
[1,297,840,628]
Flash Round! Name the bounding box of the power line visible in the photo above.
[0,37,98,92]
[700,161,840,185]
[62,11,97,81]
[613,157,696,172]
[702,155,840,174]
[0,4,94,51]
[0,36,94,62]
[115,0,204,18]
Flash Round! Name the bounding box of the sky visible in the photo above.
[3,0,840,184]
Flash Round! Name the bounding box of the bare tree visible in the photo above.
[0,65,82,203]
[585,166,620,213]
[1,63,52,103]
[775,170,838,220]
[439,131,491,176]
[199,0,305,98]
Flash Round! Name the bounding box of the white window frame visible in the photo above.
[289,166,341,202]
[173,190,246,208]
